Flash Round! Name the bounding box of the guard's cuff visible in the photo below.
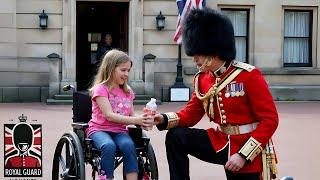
[238,137,263,162]
[156,112,179,130]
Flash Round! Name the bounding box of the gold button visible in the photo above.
[222,115,226,119]
[221,110,225,114]
[219,103,223,107]
[218,92,222,96]
[218,97,223,101]
[222,120,227,124]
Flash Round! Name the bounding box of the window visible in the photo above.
[222,9,249,62]
[284,10,312,67]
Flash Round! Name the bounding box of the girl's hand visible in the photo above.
[135,113,150,126]
[142,113,154,128]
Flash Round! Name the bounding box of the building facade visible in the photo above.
[0,0,320,102]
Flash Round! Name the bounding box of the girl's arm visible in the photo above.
[96,96,147,126]
[130,103,136,117]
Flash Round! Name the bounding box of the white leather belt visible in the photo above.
[217,122,259,135]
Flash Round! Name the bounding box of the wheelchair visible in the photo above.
[52,85,158,180]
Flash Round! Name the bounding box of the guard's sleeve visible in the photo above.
[156,91,205,130]
[238,69,279,162]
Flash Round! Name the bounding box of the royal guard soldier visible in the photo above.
[154,8,279,180]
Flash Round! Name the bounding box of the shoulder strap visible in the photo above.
[216,68,243,93]
[194,68,243,101]
[194,68,243,118]
[232,61,255,72]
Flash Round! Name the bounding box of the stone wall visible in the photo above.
[1,0,320,102]
[0,0,62,102]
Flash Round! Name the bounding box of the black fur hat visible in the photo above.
[182,8,236,62]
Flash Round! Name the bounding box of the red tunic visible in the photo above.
[6,155,41,168]
[175,62,279,173]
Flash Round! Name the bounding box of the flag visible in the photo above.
[173,0,206,44]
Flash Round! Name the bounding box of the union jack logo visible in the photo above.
[4,120,42,177]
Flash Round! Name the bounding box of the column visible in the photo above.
[128,0,144,94]
[144,53,156,95]
[61,0,77,91]
[48,53,61,98]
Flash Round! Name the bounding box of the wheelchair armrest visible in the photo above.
[72,122,89,130]
[141,136,150,144]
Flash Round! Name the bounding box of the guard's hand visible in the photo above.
[153,113,164,125]
[225,153,246,172]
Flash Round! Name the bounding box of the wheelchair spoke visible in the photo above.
[58,137,79,179]
[58,155,67,172]
[65,141,71,168]
[53,133,85,180]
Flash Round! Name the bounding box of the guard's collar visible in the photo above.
[213,62,227,77]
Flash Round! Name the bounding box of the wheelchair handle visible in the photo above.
[63,84,76,92]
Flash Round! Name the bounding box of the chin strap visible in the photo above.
[198,57,212,72]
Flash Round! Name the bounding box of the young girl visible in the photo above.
[86,49,150,180]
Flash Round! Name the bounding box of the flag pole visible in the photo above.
[172,44,186,87]
[169,44,190,102]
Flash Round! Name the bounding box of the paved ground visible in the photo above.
[0,101,319,179]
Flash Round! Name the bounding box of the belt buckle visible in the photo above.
[221,125,229,134]
[233,125,240,135]
[224,125,240,135]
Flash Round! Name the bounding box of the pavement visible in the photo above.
[0,101,319,179]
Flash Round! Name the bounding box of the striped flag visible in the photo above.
[173,0,206,44]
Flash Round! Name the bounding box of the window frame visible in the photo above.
[283,9,313,67]
[221,8,250,63]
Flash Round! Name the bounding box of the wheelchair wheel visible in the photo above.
[52,132,85,180]
[142,143,158,180]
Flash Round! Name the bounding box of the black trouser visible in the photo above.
[165,127,260,180]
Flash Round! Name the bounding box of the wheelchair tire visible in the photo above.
[122,143,158,180]
[146,143,158,180]
[52,131,85,180]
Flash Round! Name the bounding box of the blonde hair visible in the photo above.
[89,49,132,95]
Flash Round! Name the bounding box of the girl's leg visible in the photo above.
[90,131,116,179]
[113,132,138,180]
[125,172,138,180]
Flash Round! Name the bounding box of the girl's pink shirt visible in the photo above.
[86,84,135,137]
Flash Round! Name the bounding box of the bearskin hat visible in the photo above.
[182,8,236,62]
[13,123,33,150]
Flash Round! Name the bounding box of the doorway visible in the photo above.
[76,1,129,91]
